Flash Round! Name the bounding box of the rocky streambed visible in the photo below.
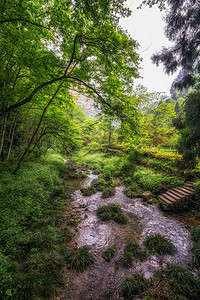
[59,174,196,300]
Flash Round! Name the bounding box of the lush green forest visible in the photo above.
[1,0,200,299]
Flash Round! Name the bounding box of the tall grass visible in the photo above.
[0,150,73,299]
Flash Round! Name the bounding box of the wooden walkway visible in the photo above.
[158,178,200,210]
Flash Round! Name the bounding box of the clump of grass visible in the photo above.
[121,251,132,268]
[121,274,149,298]
[102,187,116,198]
[102,247,115,262]
[67,215,80,226]
[191,226,200,242]
[144,234,176,255]
[191,226,200,263]
[91,177,106,191]
[81,186,96,196]
[97,204,127,224]
[166,264,200,300]
[65,247,94,271]
[125,241,147,261]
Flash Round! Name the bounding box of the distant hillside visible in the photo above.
[72,92,99,118]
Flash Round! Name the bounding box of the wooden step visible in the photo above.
[158,179,199,211]
[172,187,191,197]
[161,193,177,202]
[168,189,186,198]
[165,191,182,200]
[158,195,173,205]
[182,185,195,192]
[184,183,195,189]
[179,187,194,194]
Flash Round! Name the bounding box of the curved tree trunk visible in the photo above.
[13,84,62,174]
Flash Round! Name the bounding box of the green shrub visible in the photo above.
[144,234,176,255]
[102,187,116,198]
[67,216,80,226]
[125,241,147,261]
[102,247,115,262]
[81,186,97,196]
[65,247,94,271]
[191,226,200,242]
[190,226,200,263]
[194,182,200,201]
[97,204,127,224]
[121,274,149,298]
[192,241,200,263]
[166,264,200,300]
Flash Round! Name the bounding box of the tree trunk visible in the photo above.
[13,84,62,174]
[108,119,112,146]
[0,113,7,158]
[7,112,19,160]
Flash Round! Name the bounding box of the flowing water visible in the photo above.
[60,174,196,300]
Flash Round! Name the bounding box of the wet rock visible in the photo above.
[141,191,152,201]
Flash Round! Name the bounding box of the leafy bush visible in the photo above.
[194,182,200,201]
[121,274,149,298]
[97,204,127,224]
[65,247,94,271]
[102,187,116,198]
[132,166,183,195]
[144,234,176,255]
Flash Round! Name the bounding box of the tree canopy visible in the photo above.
[150,0,200,88]
[0,0,141,171]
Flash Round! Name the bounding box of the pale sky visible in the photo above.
[120,0,179,95]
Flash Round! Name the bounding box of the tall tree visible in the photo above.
[149,0,200,88]
[0,0,141,170]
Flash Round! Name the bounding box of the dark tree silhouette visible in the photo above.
[151,0,200,88]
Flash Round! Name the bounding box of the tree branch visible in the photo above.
[0,76,64,117]
[68,76,118,112]
[64,34,80,76]
[0,18,49,29]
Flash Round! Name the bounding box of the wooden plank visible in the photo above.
[158,195,173,204]
[179,187,195,194]
[182,186,195,192]
[172,188,191,196]
[161,193,177,202]
[184,183,195,188]
[169,189,186,198]
[165,191,182,200]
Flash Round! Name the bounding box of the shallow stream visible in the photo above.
[60,174,196,300]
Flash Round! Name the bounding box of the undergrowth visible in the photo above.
[191,226,200,263]
[144,234,176,255]
[97,203,127,224]
[65,247,94,271]
[121,264,200,300]
[0,151,73,299]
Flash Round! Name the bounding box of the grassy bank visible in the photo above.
[0,151,73,299]
[70,149,183,197]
